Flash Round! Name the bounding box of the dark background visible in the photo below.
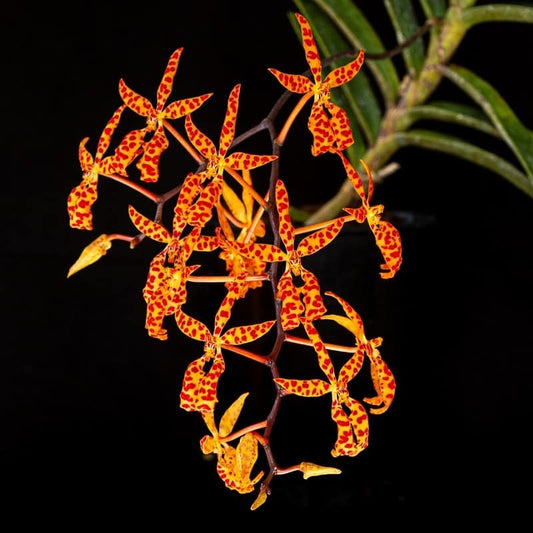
[2,0,532,526]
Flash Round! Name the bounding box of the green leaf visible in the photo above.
[394,129,533,197]
[384,0,425,74]
[292,0,382,145]
[440,64,533,181]
[461,4,533,27]
[301,0,400,105]
[420,0,447,18]
[398,101,498,136]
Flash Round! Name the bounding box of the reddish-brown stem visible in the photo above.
[275,464,303,476]
[285,333,355,354]
[107,233,137,243]
[163,119,204,164]
[102,173,160,203]
[221,344,271,365]
[220,421,268,444]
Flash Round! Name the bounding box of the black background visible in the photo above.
[3,0,532,526]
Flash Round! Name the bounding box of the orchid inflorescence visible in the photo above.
[67,12,402,510]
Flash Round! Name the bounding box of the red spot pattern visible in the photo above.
[68,106,130,230]
[340,153,403,278]
[118,48,211,182]
[268,13,364,157]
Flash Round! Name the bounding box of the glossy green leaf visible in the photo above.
[398,101,498,136]
[293,0,382,145]
[384,0,425,74]
[440,64,533,181]
[395,129,533,197]
[302,0,400,105]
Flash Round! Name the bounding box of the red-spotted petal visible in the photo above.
[188,179,223,228]
[277,271,304,331]
[67,180,97,230]
[164,93,212,120]
[300,268,327,323]
[297,218,344,257]
[112,128,145,176]
[180,351,225,413]
[222,320,275,346]
[331,397,369,457]
[267,68,313,94]
[370,220,402,279]
[324,49,365,89]
[185,114,217,159]
[308,103,336,156]
[156,47,183,111]
[95,105,126,160]
[302,320,336,382]
[78,138,94,173]
[128,205,171,243]
[136,127,169,182]
[338,345,365,384]
[224,152,278,171]
[176,308,211,342]
[294,12,323,83]
[119,79,155,118]
[275,180,295,252]
[218,84,240,157]
[274,377,331,397]
[234,241,286,264]
[324,101,354,152]
[363,342,396,414]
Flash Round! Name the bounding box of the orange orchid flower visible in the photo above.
[275,320,369,458]
[214,171,268,297]
[176,289,275,414]
[268,12,365,156]
[322,291,396,414]
[184,84,277,227]
[128,174,217,340]
[200,393,264,494]
[215,432,263,494]
[68,105,143,230]
[340,154,402,279]
[119,47,212,182]
[235,179,345,330]
[215,206,266,299]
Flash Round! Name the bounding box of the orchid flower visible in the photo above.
[340,154,402,279]
[184,84,277,227]
[275,320,369,458]
[268,12,364,156]
[200,393,264,494]
[235,179,345,330]
[68,105,142,230]
[215,208,266,299]
[119,47,212,182]
[322,291,396,414]
[176,288,275,414]
[128,174,217,339]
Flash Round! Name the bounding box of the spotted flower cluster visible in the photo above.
[67,12,402,510]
